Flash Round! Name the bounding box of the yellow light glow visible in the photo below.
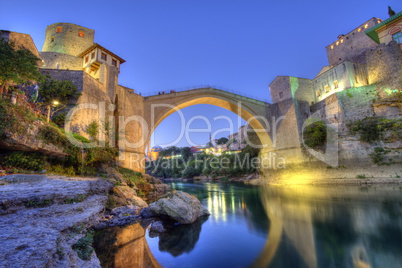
[53,100,59,105]
[358,28,362,32]
[364,24,369,29]
[340,39,344,43]
[336,41,339,45]
[331,45,334,49]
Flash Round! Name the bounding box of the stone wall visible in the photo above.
[366,41,402,97]
[40,69,84,91]
[42,23,95,57]
[326,18,380,66]
[40,52,82,70]
[313,61,369,102]
[116,85,146,172]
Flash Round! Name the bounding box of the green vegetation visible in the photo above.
[369,147,394,166]
[86,120,99,141]
[24,199,53,208]
[356,174,367,179]
[303,121,327,150]
[72,229,95,260]
[0,98,36,138]
[0,39,42,91]
[146,145,260,179]
[118,167,146,187]
[348,118,402,143]
[3,151,46,171]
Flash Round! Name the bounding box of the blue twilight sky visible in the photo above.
[2,0,401,148]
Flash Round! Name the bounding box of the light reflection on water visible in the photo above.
[95,182,402,268]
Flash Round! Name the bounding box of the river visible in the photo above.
[96,182,402,268]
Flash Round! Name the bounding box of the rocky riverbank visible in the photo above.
[0,174,209,268]
[0,175,113,268]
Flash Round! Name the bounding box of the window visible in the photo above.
[364,23,369,29]
[392,31,402,44]
[78,31,85,37]
[331,45,334,50]
[56,26,62,33]
[340,39,344,43]
[316,90,321,97]
[101,52,107,61]
[85,56,89,63]
[325,85,330,93]
[112,59,117,66]
[336,41,339,46]
[51,36,55,42]
[334,81,339,89]
[358,28,362,32]
[279,92,283,99]
[91,52,95,59]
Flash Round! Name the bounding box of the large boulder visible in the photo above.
[148,191,210,224]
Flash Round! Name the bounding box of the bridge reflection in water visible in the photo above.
[94,183,401,268]
[94,223,161,268]
[254,185,402,268]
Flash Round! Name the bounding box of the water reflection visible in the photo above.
[255,185,402,268]
[94,223,161,268]
[156,216,208,256]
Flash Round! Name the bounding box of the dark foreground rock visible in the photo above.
[0,175,113,268]
[148,191,210,224]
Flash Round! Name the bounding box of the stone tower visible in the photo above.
[42,23,94,56]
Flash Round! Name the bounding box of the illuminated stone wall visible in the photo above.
[366,41,402,96]
[42,23,95,57]
[326,18,380,66]
[313,61,369,102]
[269,76,314,104]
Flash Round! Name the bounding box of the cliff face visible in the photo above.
[0,120,67,157]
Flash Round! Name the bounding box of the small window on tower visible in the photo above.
[325,85,330,93]
[51,36,55,42]
[78,31,84,37]
[85,56,89,63]
[56,26,62,33]
[101,52,107,61]
[279,92,283,99]
[316,90,321,97]
[112,59,117,66]
[91,52,95,59]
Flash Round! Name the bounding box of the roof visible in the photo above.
[78,43,126,63]
[366,11,402,43]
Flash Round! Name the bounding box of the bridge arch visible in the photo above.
[143,87,272,150]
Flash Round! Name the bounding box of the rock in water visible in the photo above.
[148,191,210,224]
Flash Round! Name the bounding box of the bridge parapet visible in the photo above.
[144,86,270,105]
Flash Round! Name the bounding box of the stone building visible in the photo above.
[39,22,145,171]
[266,11,402,166]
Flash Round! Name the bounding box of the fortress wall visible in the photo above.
[269,76,292,104]
[40,52,83,70]
[40,69,84,91]
[42,23,94,56]
[326,18,380,66]
[293,78,314,104]
[116,85,145,172]
[366,41,402,96]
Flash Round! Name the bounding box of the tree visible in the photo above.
[180,147,192,161]
[0,39,42,92]
[38,75,80,122]
[217,137,229,145]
